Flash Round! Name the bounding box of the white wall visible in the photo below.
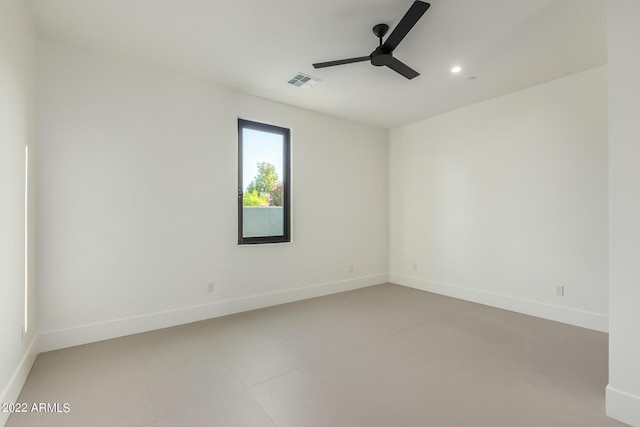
[0,0,38,424]
[606,1,640,425]
[389,66,608,331]
[36,42,388,350]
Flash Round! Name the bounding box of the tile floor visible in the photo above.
[6,284,628,426]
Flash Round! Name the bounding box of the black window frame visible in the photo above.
[238,118,291,245]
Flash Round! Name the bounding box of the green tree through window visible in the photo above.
[247,162,279,196]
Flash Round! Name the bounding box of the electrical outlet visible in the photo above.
[555,285,564,296]
[413,263,418,271]
[207,282,215,293]
[349,265,354,273]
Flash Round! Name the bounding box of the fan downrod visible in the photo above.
[371,24,392,66]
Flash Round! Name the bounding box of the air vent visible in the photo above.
[287,73,320,89]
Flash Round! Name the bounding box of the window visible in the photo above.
[238,119,291,244]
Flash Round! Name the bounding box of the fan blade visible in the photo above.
[313,56,370,69]
[386,58,420,79]
[382,1,430,52]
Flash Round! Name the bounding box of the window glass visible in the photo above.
[238,119,290,244]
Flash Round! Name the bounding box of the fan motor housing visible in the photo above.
[371,47,393,66]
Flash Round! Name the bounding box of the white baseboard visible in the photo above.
[607,385,640,426]
[38,273,388,353]
[389,273,608,332]
[0,336,39,427]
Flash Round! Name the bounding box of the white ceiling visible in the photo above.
[27,0,606,129]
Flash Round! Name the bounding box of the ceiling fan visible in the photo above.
[313,1,430,80]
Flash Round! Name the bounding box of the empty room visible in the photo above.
[1,0,639,426]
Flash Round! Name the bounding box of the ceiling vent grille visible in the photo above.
[287,73,320,89]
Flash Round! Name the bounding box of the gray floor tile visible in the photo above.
[6,284,627,427]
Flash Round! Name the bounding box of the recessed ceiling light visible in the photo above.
[451,66,462,74]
